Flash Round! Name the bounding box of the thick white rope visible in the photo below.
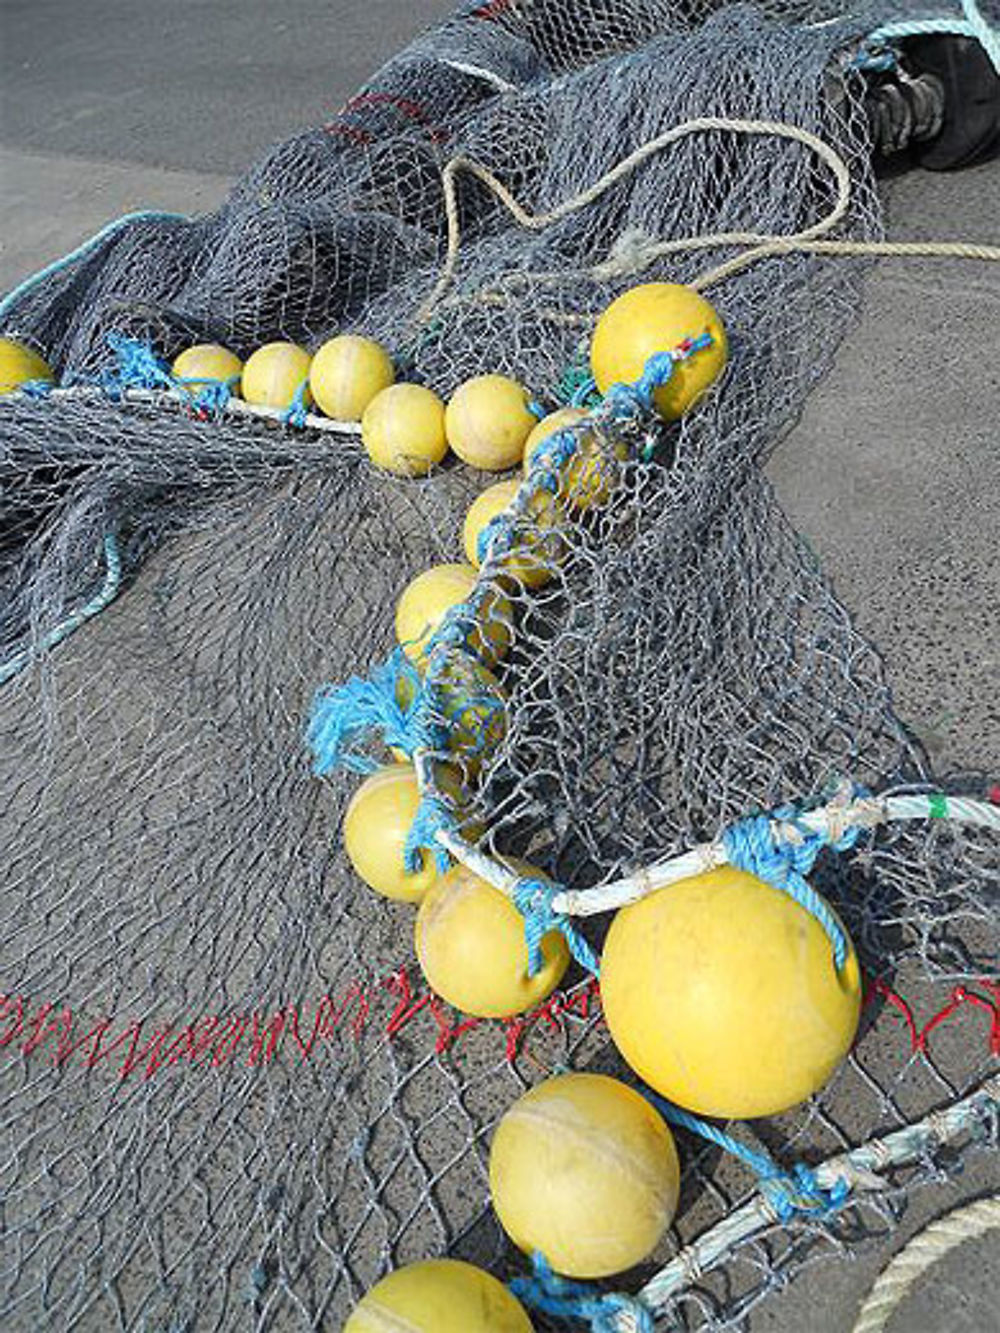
[851,1195,1000,1333]
[419,115,1000,324]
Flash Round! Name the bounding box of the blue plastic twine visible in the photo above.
[404,795,455,874]
[513,878,601,978]
[721,789,870,971]
[99,333,174,396]
[646,1092,850,1224]
[307,648,434,775]
[510,1253,654,1333]
[282,379,311,428]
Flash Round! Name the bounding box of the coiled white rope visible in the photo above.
[851,1194,1000,1333]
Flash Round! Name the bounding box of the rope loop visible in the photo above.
[282,380,311,429]
[513,878,601,977]
[721,784,872,970]
[758,1161,850,1224]
[403,795,455,875]
[510,1252,655,1333]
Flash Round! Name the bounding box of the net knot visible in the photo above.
[403,795,455,875]
[721,785,872,971]
[307,649,432,774]
[101,333,174,395]
[282,380,311,429]
[510,1252,654,1333]
[758,1161,850,1224]
[512,878,600,978]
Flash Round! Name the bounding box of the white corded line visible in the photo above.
[851,1195,1000,1333]
[14,383,363,437]
[626,1073,1000,1325]
[426,791,1000,916]
[418,115,1000,323]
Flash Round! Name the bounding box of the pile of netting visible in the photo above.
[2,2,999,1330]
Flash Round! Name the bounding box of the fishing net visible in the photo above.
[2,1,999,1330]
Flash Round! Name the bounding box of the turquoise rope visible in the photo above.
[0,211,189,326]
[0,532,122,687]
[864,0,1000,75]
[511,1253,655,1333]
[512,878,601,977]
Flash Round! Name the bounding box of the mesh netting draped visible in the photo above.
[2,2,998,1330]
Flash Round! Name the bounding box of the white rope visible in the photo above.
[851,1195,1000,1333]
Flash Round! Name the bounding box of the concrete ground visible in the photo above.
[1,3,997,1331]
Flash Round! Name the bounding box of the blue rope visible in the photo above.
[513,878,601,977]
[403,795,455,874]
[185,373,241,415]
[0,210,189,325]
[526,427,581,495]
[603,333,714,421]
[721,788,870,971]
[570,375,599,408]
[644,1091,850,1225]
[18,378,54,399]
[282,379,311,429]
[476,515,518,566]
[864,1,1000,75]
[98,333,174,396]
[527,398,547,419]
[307,649,433,775]
[0,532,122,687]
[510,1253,655,1333]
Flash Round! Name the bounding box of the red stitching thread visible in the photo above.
[324,92,449,146]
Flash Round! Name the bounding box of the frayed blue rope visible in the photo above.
[721,788,870,971]
[307,649,434,775]
[645,1092,850,1225]
[527,426,581,494]
[403,795,455,874]
[185,373,240,415]
[282,379,311,428]
[513,878,601,977]
[99,333,174,396]
[510,1253,654,1333]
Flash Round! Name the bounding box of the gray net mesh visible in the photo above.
[2,2,999,1330]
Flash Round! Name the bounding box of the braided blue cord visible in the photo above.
[476,514,519,565]
[527,398,547,419]
[864,0,1000,75]
[513,878,601,977]
[403,795,455,874]
[721,788,870,971]
[644,1091,850,1224]
[526,426,581,495]
[282,379,311,428]
[510,1253,655,1333]
[307,649,431,775]
[570,375,599,407]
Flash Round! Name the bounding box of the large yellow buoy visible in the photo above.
[590,283,727,420]
[415,860,570,1017]
[241,341,313,410]
[600,866,862,1118]
[0,337,54,394]
[489,1072,680,1278]
[395,563,512,666]
[344,1259,534,1333]
[523,407,627,512]
[172,343,243,394]
[309,333,394,421]
[361,382,448,476]
[342,763,442,903]
[445,374,537,471]
[462,480,563,589]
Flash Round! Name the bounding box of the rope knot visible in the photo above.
[403,795,455,875]
[307,649,433,775]
[102,333,174,395]
[510,1253,655,1333]
[759,1162,850,1224]
[282,380,311,429]
[512,878,600,977]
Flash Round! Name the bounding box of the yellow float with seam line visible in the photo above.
[309,333,394,421]
[462,480,563,589]
[445,373,537,470]
[590,282,727,420]
[489,1071,681,1278]
[361,381,448,476]
[240,341,312,410]
[344,1258,534,1333]
[599,865,862,1118]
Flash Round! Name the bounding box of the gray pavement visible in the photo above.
[1,3,998,1331]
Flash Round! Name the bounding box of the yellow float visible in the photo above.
[172,343,243,393]
[309,333,394,421]
[343,763,445,903]
[361,382,448,476]
[489,1071,680,1278]
[523,407,626,511]
[445,374,537,470]
[415,860,569,1017]
[590,282,727,420]
[344,1258,533,1333]
[395,562,512,666]
[0,337,54,394]
[240,341,312,410]
[599,866,862,1118]
[462,480,563,589]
